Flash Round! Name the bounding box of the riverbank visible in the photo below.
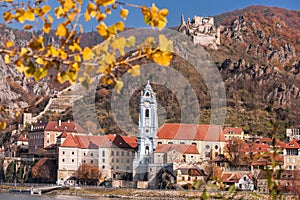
[0,185,282,199]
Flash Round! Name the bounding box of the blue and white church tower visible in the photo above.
[133,81,158,181]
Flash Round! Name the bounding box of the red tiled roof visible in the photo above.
[43,121,86,133]
[57,131,68,138]
[154,144,199,154]
[285,139,300,149]
[223,127,243,135]
[60,134,137,149]
[157,123,224,141]
[17,135,28,142]
[61,134,78,148]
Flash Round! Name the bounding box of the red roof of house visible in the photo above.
[57,131,68,138]
[157,123,224,141]
[154,144,199,154]
[44,121,86,133]
[60,134,137,149]
[223,127,243,135]
[222,172,252,183]
[285,139,300,149]
[17,135,28,142]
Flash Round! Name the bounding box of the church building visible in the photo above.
[132,81,226,185]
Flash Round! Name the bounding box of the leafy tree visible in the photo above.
[223,138,250,167]
[76,163,101,185]
[0,0,173,129]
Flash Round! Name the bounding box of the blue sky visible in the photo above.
[2,0,300,31]
[116,0,300,29]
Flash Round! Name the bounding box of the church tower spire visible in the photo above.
[133,81,158,181]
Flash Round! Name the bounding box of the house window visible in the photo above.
[180,142,185,144]
[145,109,149,117]
[62,151,65,155]
[102,151,105,157]
[168,142,173,144]
[182,177,185,181]
[111,159,114,163]
[215,145,219,149]
[192,142,197,147]
[293,158,296,163]
[83,160,86,163]
[103,159,105,162]
[102,165,105,169]
[205,145,210,149]
[72,152,74,155]
[84,152,86,156]
[127,151,130,156]
[111,151,114,156]
[157,142,162,145]
[116,159,119,163]
[121,151,124,156]
[62,159,65,162]
[91,153,93,156]
[72,159,74,163]
[91,160,93,164]
[287,158,290,163]
[127,159,130,163]
[116,151,119,156]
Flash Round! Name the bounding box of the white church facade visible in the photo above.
[132,82,226,184]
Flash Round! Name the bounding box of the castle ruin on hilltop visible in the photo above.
[178,14,220,49]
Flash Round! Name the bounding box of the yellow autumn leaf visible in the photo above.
[111,37,126,56]
[152,51,172,66]
[3,12,12,21]
[4,54,10,64]
[42,5,51,14]
[96,13,106,21]
[43,22,52,34]
[24,24,33,30]
[63,0,75,11]
[6,41,14,48]
[55,7,65,19]
[159,9,168,17]
[56,24,67,37]
[97,22,108,37]
[48,15,53,23]
[24,10,35,21]
[159,34,173,52]
[84,11,91,21]
[50,46,59,57]
[128,65,140,77]
[83,47,94,61]
[36,57,44,65]
[126,36,135,47]
[115,80,123,93]
[115,21,124,32]
[20,47,28,56]
[120,9,128,20]
[105,8,111,15]
[0,122,6,130]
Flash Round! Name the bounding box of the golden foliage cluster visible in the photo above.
[0,0,174,129]
[1,0,172,86]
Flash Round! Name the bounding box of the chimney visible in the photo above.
[58,120,61,127]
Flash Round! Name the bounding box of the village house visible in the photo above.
[153,144,200,164]
[256,170,300,194]
[221,172,254,191]
[28,120,86,154]
[175,167,206,186]
[155,123,226,161]
[286,126,300,141]
[57,134,137,185]
[283,139,300,170]
[223,127,249,140]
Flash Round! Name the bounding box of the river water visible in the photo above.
[0,192,116,200]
